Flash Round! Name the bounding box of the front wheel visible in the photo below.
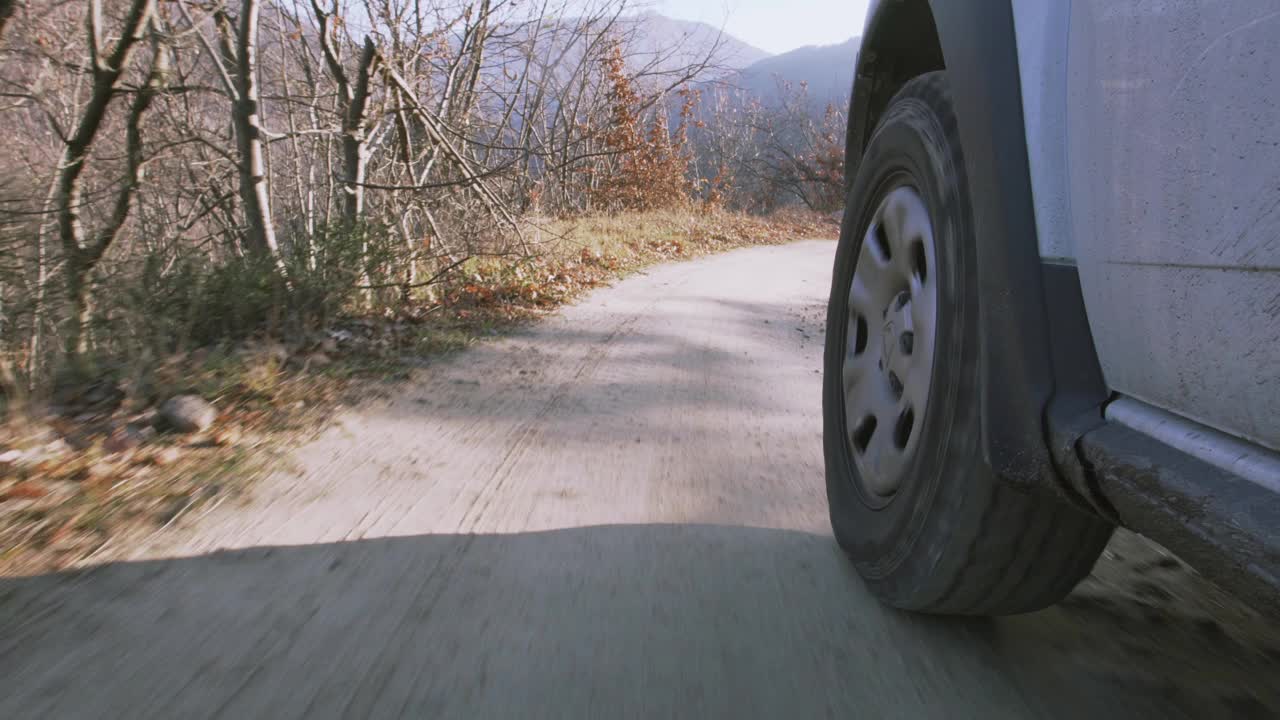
[823,72,1113,615]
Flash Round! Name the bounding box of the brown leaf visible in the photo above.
[2,481,48,500]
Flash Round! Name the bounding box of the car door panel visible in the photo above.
[1066,0,1280,450]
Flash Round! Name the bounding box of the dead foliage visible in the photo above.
[0,207,835,574]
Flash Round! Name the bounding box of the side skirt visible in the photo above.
[1079,399,1280,615]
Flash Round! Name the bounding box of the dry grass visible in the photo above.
[0,208,837,575]
[0,349,366,576]
[433,205,835,322]
[543,205,833,260]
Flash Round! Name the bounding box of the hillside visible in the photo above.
[478,12,770,95]
[727,36,859,108]
[620,11,772,75]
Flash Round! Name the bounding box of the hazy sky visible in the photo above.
[650,0,870,55]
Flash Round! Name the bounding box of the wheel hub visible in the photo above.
[843,185,938,498]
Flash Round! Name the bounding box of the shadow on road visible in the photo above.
[3,524,1276,719]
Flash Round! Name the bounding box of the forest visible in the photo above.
[0,0,845,407]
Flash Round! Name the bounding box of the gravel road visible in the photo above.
[3,240,1278,718]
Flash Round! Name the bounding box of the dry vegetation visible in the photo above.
[0,204,834,575]
[0,0,842,572]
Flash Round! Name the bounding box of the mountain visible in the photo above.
[475,12,769,94]
[622,11,772,73]
[727,36,860,109]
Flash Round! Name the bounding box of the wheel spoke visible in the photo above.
[887,188,932,280]
[844,357,874,389]
[847,272,876,317]
[853,241,895,310]
[860,425,892,493]
[879,190,907,249]
[846,355,892,414]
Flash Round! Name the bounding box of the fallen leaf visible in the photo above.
[2,481,48,500]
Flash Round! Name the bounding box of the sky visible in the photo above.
[650,0,870,55]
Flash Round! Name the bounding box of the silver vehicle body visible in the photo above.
[1012,0,1280,453]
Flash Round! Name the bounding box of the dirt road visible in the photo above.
[3,241,1278,718]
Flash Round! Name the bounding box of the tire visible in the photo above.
[823,71,1113,616]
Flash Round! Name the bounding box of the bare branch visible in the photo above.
[173,0,238,99]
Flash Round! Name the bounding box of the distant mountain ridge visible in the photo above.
[504,12,854,110]
[623,11,772,73]
[623,13,858,107]
[729,36,859,109]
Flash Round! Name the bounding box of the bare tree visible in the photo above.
[54,0,164,359]
[309,0,379,228]
[1,0,747,393]
[218,0,281,260]
[693,79,846,212]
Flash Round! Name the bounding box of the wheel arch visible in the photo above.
[845,0,945,180]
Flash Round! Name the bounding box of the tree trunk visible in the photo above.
[340,37,379,228]
[0,0,14,42]
[226,0,280,259]
[0,354,22,417]
[63,267,92,359]
[55,0,156,360]
[310,0,380,231]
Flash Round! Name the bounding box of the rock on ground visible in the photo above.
[157,395,217,433]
